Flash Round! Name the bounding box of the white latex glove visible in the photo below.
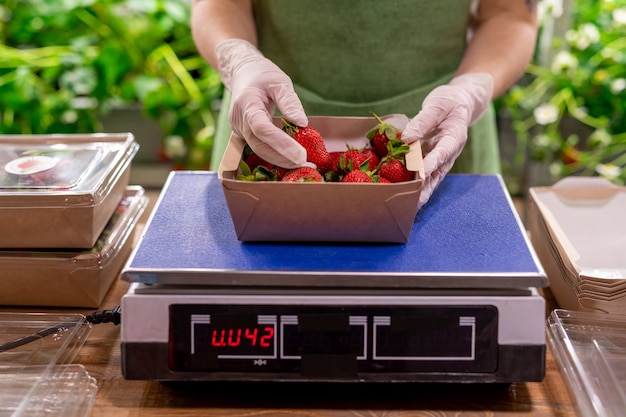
[401,73,494,208]
[216,39,308,168]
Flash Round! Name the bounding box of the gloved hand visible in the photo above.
[216,39,308,168]
[401,73,494,208]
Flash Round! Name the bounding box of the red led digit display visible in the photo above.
[210,326,274,348]
[195,323,275,357]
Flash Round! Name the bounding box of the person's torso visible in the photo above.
[254,0,471,109]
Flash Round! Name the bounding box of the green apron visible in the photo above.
[211,0,500,174]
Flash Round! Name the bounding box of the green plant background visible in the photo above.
[497,0,626,194]
[0,0,223,169]
[1,0,625,187]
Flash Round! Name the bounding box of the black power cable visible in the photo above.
[0,306,121,353]
[85,305,122,325]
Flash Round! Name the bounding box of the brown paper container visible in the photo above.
[219,115,424,243]
[528,177,626,314]
[0,186,148,308]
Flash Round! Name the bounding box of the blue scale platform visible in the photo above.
[122,172,546,289]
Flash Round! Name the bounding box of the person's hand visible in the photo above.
[401,73,493,208]
[216,39,308,168]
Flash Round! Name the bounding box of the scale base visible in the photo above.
[122,342,545,384]
[121,285,546,384]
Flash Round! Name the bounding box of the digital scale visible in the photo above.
[120,172,548,383]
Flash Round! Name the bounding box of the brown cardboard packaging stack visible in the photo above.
[219,115,425,243]
[528,177,626,315]
[0,133,146,307]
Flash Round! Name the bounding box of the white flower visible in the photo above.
[533,134,552,147]
[61,110,78,124]
[196,125,215,141]
[551,51,578,73]
[611,78,626,94]
[539,0,563,18]
[581,24,600,43]
[534,104,559,125]
[601,47,623,63]
[564,30,577,44]
[164,135,187,159]
[60,67,97,95]
[613,8,626,25]
[596,164,622,180]
[549,162,562,178]
[565,24,600,50]
[589,129,612,147]
[71,96,97,109]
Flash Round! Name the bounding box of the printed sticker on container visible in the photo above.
[0,148,101,190]
[4,155,58,176]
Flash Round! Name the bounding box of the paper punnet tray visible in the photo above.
[0,186,148,308]
[528,177,626,315]
[219,115,425,243]
[0,133,138,248]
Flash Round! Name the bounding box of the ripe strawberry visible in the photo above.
[328,151,343,170]
[340,149,369,170]
[245,153,274,171]
[378,158,414,183]
[323,152,343,182]
[360,148,381,171]
[281,166,324,182]
[282,119,333,172]
[336,147,380,175]
[366,112,403,158]
[342,169,373,183]
[272,166,288,181]
[371,135,415,183]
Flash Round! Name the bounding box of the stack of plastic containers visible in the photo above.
[0,313,95,416]
[0,133,149,416]
[0,133,148,308]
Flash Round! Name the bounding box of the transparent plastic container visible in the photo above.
[0,313,95,417]
[547,309,626,417]
[0,133,138,248]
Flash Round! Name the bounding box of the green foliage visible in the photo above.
[498,0,626,193]
[0,0,223,169]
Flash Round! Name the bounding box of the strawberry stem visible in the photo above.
[369,111,384,125]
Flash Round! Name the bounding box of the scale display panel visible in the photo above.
[121,287,546,383]
[168,304,498,375]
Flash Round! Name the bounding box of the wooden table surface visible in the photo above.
[4,190,579,416]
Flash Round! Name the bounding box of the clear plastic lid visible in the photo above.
[0,313,94,417]
[0,364,97,417]
[0,133,137,207]
[0,313,91,368]
[547,309,626,417]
